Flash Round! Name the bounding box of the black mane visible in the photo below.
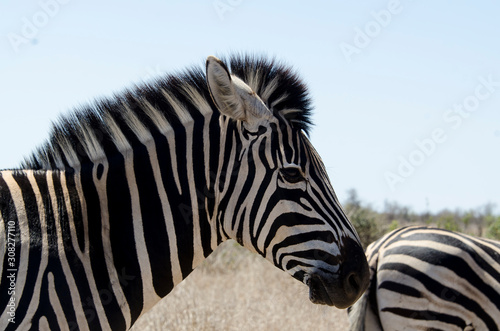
[22,54,313,170]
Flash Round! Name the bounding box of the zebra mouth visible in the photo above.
[305,269,368,309]
[306,273,335,306]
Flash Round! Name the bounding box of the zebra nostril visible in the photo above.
[338,268,368,308]
[347,272,361,293]
[338,237,370,302]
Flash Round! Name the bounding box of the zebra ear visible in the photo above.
[206,56,246,120]
[206,56,270,123]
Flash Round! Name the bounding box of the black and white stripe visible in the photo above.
[348,226,500,331]
[1,55,368,330]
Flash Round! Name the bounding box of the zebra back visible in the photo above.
[349,226,500,331]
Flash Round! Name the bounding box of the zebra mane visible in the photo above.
[21,54,313,170]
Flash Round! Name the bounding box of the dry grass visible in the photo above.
[130,240,349,330]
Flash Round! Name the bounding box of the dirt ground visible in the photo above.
[130,240,350,331]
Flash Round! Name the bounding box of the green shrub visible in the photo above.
[388,220,400,232]
[486,217,500,240]
[348,207,381,249]
[437,214,459,232]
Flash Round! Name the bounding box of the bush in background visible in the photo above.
[343,189,499,248]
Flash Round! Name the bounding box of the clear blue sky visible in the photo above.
[1,0,499,213]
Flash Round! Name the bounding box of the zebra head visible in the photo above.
[206,56,369,308]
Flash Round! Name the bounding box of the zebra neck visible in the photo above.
[0,154,221,329]
[72,125,223,322]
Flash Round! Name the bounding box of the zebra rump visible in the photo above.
[348,226,500,331]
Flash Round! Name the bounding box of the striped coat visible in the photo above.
[348,226,500,331]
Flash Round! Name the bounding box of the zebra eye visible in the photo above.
[280,166,306,184]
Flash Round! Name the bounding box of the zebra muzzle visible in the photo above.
[306,239,370,308]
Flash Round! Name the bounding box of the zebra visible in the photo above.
[348,226,500,331]
[0,54,369,330]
